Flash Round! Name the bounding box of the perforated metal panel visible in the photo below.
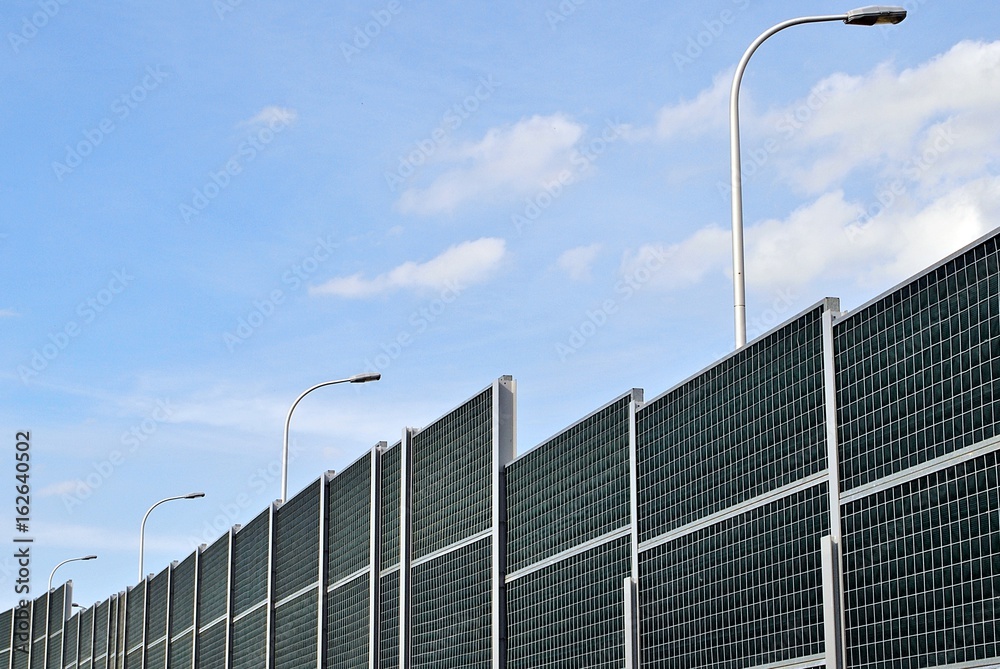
[195,621,225,669]
[274,479,320,601]
[169,553,196,637]
[230,607,267,669]
[146,569,169,645]
[144,640,165,669]
[378,571,399,669]
[78,607,93,662]
[380,445,401,569]
[124,586,144,652]
[168,629,193,669]
[62,613,79,668]
[197,536,229,625]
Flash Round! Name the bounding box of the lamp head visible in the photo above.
[349,372,381,383]
[845,5,907,25]
[82,555,97,561]
[185,492,206,499]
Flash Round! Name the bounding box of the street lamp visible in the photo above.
[47,555,97,592]
[139,492,205,581]
[729,6,906,348]
[280,372,381,504]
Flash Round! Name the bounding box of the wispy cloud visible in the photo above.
[0,309,17,318]
[397,115,585,216]
[557,244,602,281]
[240,105,298,127]
[310,237,507,298]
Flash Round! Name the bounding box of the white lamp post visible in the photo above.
[730,6,907,348]
[139,492,205,581]
[47,554,97,592]
[280,372,381,504]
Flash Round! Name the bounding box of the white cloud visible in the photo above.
[310,237,506,298]
[0,309,17,318]
[652,71,732,141]
[557,244,602,281]
[397,115,585,216]
[241,105,298,127]
[619,225,730,291]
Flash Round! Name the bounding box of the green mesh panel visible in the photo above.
[12,604,30,669]
[62,614,79,667]
[197,536,229,625]
[168,629,193,669]
[78,607,93,660]
[326,574,368,669]
[124,647,141,669]
[92,600,109,663]
[274,479,320,601]
[507,393,632,573]
[380,445,401,569]
[144,639,165,669]
[508,536,630,669]
[0,608,11,652]
[146,569,169,644]
[640,484,829,668]
[31,638,44,669]
[273,590,318,669]
[195,621,225,669]
[837,236,1000,491]
[327,455,372,585]
[378,571,399,669]
[412,388,493,559]
[411,538,491,668]
[231,607,267,669]
[232,509,270,615]
[637,305,827,543]
[170,553,196,636]
[31,595,46,641]
[124,586,144,651]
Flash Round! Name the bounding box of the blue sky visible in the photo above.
[2,0,999,609]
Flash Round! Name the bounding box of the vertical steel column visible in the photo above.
[398,429,414,669]
[625,390,644,669]
[191,544,203,669]
[163,564,175,669]
[318,472,333,669]
[491,377,516,669]
[821,303,847,668]
[368,444,385,669]
[265,503,277,669]
[225,526,237,669]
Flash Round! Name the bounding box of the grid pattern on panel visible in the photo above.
[274,479,320,601]
[0,652,8,669]
[47,586,65,638]
[92,601,109,662]
[195,622,225,669]
[0,608,11,653]
[13,608,28,669]
[836,238,1000,491]
[507,395,631,573]
[378,571,399,669]
[507,536,630,669]
[326,574,369,669]
[412,388,493,559]
[233,509,270,616]
[639,485,829,668]
[197,537,229,625]
[30,639,44,669]
[843,451,1000,668]
[124,586,144,651]
[380,445,401,569]
[46,632,61,669]
[79,607,93,661]
[31,595,46,641]
[328,456,372,585]
[125,648,141,669]
[412,538,492,668]
[273,590,318,669]
[63,614,79,668]
[231,607,267,669]
[144,641,165,669]
[637,307,827,542]
[146,570,169,643]
[168,630,193,669]
[170,553,196,636]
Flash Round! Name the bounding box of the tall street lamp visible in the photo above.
[280,372,381,504]
[139,492,205,581]
[729,6,907,348]
[47,554,97,592]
